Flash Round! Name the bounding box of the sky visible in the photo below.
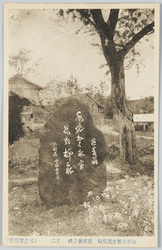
[8,9,155,100]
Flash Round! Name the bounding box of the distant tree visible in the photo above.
[9,92,30,144]
[84,80,108,97]
[98,80,108,95]
[140,96,154,114]
[65,75,83,95]
[93,80,110,105]
[40,75,82,105]
[84,83,98,96]
[9,48,41,77]
[127,96,154,114]
[39,80,63,105]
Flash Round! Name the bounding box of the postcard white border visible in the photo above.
[2,2,160,248]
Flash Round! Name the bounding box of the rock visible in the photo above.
[38,97,108,206]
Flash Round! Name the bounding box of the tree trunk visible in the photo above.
[110,59,137,164]
[100,36,136,163]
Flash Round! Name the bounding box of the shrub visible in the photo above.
[9,92,30,144]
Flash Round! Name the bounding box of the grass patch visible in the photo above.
[9,159,154,236]
[8,131,154,236]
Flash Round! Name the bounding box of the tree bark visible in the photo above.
[100,35,136,163]
[110,59,136,164]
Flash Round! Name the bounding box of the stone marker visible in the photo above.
[38,97,108,206]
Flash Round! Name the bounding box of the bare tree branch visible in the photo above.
[78,10,97,29]
[90,9,109,37]
[122,21,154,56]
[107,9,119,40]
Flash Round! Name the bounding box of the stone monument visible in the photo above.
[38,97,108,206]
